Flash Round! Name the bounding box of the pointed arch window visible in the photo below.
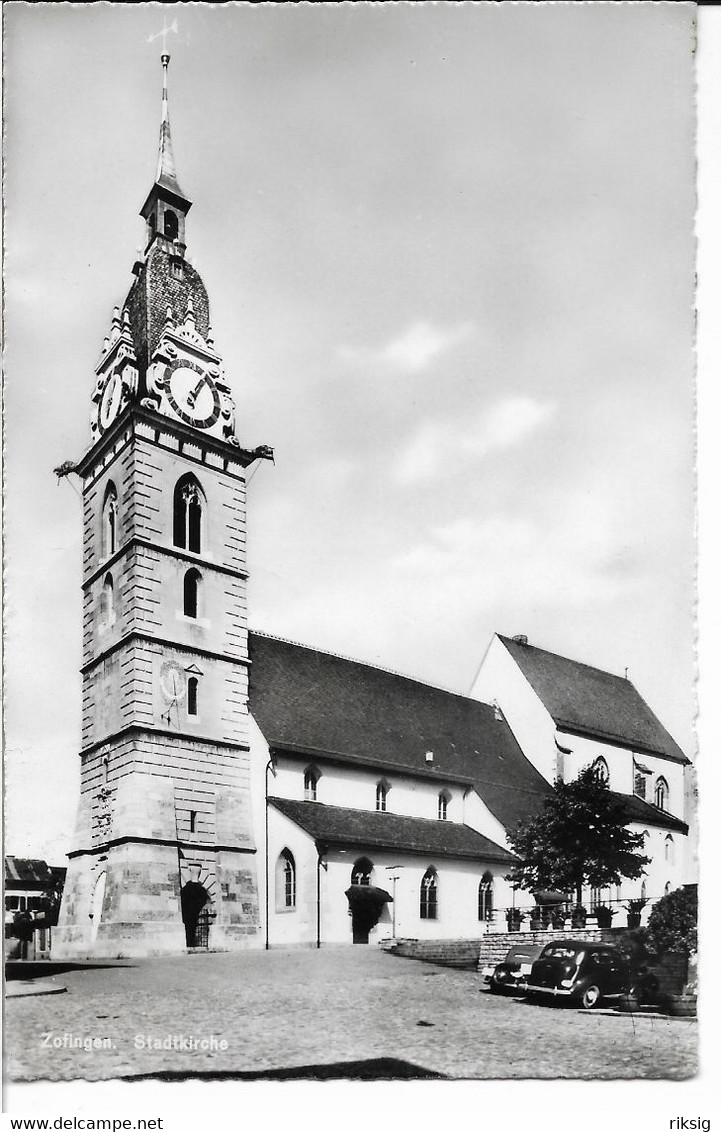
[654,777,669,811]
[592,757,609,785]
[275,850,296,911]
[351,858,373,887]
[183,569,201,618]
[478,872,494,922]
[304,766,320,802]
[101,483,118,559]
[665,835,675,865]
[437,791,450,821]
[173,475,204,554]
[420,867,438,920]
[376,781,389,812]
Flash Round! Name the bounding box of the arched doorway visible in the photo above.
[180,881,212,948]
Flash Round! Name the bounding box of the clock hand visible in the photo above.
[186,376,207,410]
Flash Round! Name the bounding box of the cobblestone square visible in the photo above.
[6,947,697,1081]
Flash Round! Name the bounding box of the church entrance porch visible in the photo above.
[345,885,393,945]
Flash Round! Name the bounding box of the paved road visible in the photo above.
[5,946,697,1081]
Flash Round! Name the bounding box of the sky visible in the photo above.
[3,2,697,863]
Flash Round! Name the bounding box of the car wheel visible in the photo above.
[578,983,602,1010]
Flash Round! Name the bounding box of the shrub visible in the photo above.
[645,886,697,961]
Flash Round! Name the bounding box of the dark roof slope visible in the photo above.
[613,792,688,834]
[269,798,517,863]
[4,857,63,889]
[249,632,552,831]
[498,636,688,764]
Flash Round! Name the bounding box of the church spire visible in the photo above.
[155,53,185,199]
[140,54,192,252]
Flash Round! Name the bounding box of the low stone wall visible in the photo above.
[381,938,485,969]
[477,928,625,968]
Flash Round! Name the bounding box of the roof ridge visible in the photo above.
[498,634,631,686]
[249,627,481,702]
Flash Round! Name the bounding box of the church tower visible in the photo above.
[55,56,272,956]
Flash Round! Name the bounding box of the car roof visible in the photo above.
[541,939,617,951]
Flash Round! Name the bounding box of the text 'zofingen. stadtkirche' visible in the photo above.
[54,58,694,958]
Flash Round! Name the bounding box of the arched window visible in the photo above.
[478,872,494,922]
[183,569,201,618]
[665,835,675,865]
[304,767,319,802]
[641,880,647,900]
[164,210,179,240]
[351,858,373,886]
[173,475,204,554]
[100,573,114,626]
[592,757,609,785]
[654,777,669,811]
[275,850,296,911]
[437,791,450,821]
[101,483,117,559]
[420,868,438,920]
[376,781,388,812]
[664,881,671,896]
[187,676,199,717]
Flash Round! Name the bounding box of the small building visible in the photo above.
[4,856,67,959]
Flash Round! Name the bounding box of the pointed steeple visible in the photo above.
[155,53,185,199]
[140,54,192,251]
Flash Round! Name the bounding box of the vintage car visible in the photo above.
[524,940,632,1009]
[481,943,546,995]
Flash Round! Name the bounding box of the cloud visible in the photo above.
[338,320,475,374]
[394,396,556,484]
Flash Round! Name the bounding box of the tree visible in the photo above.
[506,765,650,906]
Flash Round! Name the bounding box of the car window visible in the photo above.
[542,946,582,959]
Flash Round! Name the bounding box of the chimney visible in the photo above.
[513,634,528,645]
[425,750,434,765]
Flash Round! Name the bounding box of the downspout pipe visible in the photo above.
[316,841,328,949]
[264,753,277,950]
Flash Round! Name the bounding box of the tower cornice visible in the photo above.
[83,536,250,589]
[77,403,264,480]
[80,630,252,677]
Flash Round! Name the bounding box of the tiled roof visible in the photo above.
[269,798,517,863]
[4,856,60,889]
[498,635,688,764]
[249,632,552,832]
[613,791,688,834]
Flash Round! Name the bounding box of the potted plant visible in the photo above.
[505,908,524,933]
[551,906,567,930]
[529,908,543,931]
[571,904,587,929]
[624,898,648,929]
[592,904,616,929]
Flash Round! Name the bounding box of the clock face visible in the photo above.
[99,371,123,431]
[160,659,187,702]
[165,359,221,429]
